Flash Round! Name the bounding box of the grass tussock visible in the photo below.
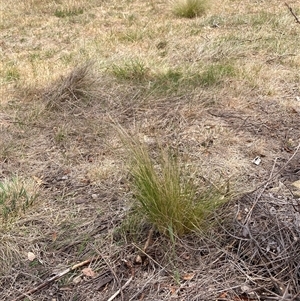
[119,128,229,237]
[172,0,209,18]
[0,177,39,223]
[43,62,100,110]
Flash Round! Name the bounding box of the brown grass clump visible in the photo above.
[43,62,101,111]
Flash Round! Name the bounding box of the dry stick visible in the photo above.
[93,247,124,301]
[285,2,300,24]
[12,257,99,301]
[132,243,168,273]
[107,276,134,301]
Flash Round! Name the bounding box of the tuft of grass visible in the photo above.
[4,66,20,82]
[110,60,150,82]
[54,126,68,144]
[172,0,209,18]
[0,177,39,222]
[118,128,229,238]
[43,62,100,110]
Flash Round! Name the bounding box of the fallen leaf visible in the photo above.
[28,252,36,261]
[82,267,96,278]
[217,292,227,299]
[182,273,195,281]
[169,286,177,295]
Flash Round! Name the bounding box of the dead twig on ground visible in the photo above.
[132,243,168,273]
[12,257,100,301]
[285,3,300,24]
[107,276,134,301]
[92,247,124,301]
[107,260,134,301]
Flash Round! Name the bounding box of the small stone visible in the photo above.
[91,194,98,199]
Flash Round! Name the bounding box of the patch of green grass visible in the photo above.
[54,7,84,18]
[151,69,184,93]
[119,128,229,238]
[110,60,150,82]
[149,64,236,94]
[199,63,235,86]
[0,177,39,221]
[4,66,20,82]
[172,0,209,18]
[54,126,68,143]
[250,11,278,27]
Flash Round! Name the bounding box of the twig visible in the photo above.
[107,276,134,301]
[12,257,100,301]
[285,3,300,24]
[92,247,124,301]
[132,243,168,273]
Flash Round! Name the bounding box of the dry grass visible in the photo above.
[1,0,300,299]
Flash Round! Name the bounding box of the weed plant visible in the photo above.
[119,128,229,238]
